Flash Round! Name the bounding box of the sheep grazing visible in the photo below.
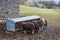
[32,20,40,33]
[21,18,47,34]
[41,18,47,26]
[40,18,47,30]
[22,21,35,34]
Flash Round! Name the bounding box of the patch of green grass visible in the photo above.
[20,5,60,20]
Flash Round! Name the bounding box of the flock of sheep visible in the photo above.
[21,18,47,34]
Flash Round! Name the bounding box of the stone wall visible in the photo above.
[0,0,20,19]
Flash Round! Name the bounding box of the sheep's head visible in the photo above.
[41,18,47,26]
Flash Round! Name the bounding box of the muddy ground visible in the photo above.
[0,18,60,40]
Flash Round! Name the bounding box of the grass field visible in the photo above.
[20,5,60,20]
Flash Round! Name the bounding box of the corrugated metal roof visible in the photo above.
[7,15,41,23]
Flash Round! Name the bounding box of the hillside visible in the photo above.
[20,5,60,20]
[0,5,60,40]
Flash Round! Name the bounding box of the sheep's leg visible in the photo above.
[32,29,34,34]
[36,30,39,33]
[24,30,26,34]
[38,29,40,33]
[36,27,39,33]
[39,26,43,31]
[41,26,44,30]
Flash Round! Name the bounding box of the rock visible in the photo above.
[0,0,20,19]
